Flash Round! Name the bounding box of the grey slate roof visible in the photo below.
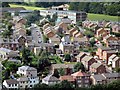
[19,66,37,71]
[91,74,106,81]
[42,75,59,82]
[5,79,19,85]
[90,62,102,69]
[102,73,120,78]
[52,64,74,69]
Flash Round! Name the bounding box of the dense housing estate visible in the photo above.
[1,3,120,89]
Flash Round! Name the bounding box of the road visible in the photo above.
[30,24,43,46]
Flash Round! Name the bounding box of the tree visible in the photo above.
[2,2,10,7]
[59,68,65,76]
[64,54,71,62]
[74,62,85,72]
[53,69,60,78]
[21,47,32,65]
[114,67,120,73]
[58,80,74,89]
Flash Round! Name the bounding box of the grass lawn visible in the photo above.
[9,4,46,10]
[88,13,119,21]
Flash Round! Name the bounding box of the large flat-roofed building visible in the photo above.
[40,10,87,24]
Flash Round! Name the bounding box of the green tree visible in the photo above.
[74,62,85,72]
[53,69,60,78]
[59,68,65,76]
[64,54,71,62]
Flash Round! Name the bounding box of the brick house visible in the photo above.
[71,71,90,87]
[51,64,75,75]
[112,24,120,33]
[76,52,87,62]
[103,50,117,64]
[96,28,108,38]
[96,46,112,60]
[81,56,97,70]
[90,62,106,74]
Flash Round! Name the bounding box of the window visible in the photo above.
[34,81,35,83]
[30,85,32,87]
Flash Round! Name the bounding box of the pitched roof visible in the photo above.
[59,75,75,82]
[98,46,111,50]
[42,75,59,82]
[91,74,106,81]
[19,66,37,71]
[90,62,103,69]
[81,56,94,62]
[0,48,12,53]
[104,50,117,54]
[52,64,74,69]
[109,54,117,60]
[112,56,120,62]
[102,73,120,78]
[17,76,29,82]
[76,52,87,58]
[71,71,90,77]
[5,79,19,85]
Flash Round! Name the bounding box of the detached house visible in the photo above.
[3,79,19,89]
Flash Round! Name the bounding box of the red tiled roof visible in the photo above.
[71,71,89,77]
[59,75,75,82]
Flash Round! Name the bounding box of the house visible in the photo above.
[59,75,75,83]
[103,35,118,45]
[106,40,120,52]
[81,56,97,70]
[13,28,26,39]
[0,47,19,59]
[108,54,120,68]
[17,66,37,77]
[17,66,39,88]
[76,52,87,62]
[0,41,19,51]
[90,74,106,85]
[102,73,120,83]
[17,76,28,88]
[51,4,69,11]
[96,28,108,38]
[17,76,39,88]
[49,35,61,45]
[42,74,60,85]
[75,32,83,38]
[43,23,51,30]
[59,42,74,54]
[61,34,70,43]
[90,62,106,74]
[51,64,74,75]
[34,43,55,55]
[103,50,117,64]
[72,36,89,47]
[3,79,19,89]
[71,71,90,87]
[43,27,55,38]
[58,22,68,33]
[13,16,26,24]
[69,28,77,36]
[96,46,112,60]
[112,24,120,33]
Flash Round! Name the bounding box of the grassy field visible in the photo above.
[88,13,119,21]
[9,4,46,10]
